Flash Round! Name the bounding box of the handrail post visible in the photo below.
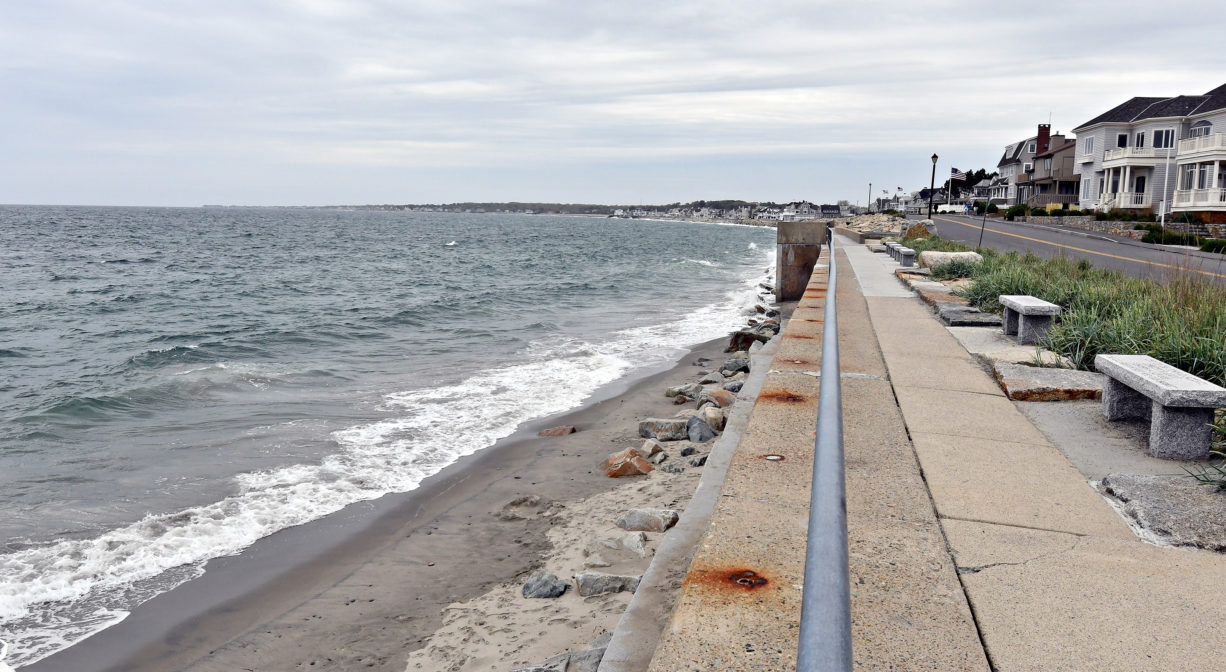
[796,228,852,671]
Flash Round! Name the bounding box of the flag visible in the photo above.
[882,189,888,195]
[951,167,967,181]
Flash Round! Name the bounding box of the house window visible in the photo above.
[1024,162,1033,173]
[1199,164,1211,189]
[1043,158,1052,171]
[1082,137,1094,154]
[1154,129,1174,149]
[1135,132,1145,148]
[1081,179,1091,199]
[1027,142,1036,153]
[1190,121,1213,138]
[1182,164,1197,189]
[1117,133,1128,148]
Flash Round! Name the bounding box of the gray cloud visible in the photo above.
[1,0,1224,205]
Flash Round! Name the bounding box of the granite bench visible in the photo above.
[899,247,915,267]
[999,295,1060,345]
[1095,354,1226,459]
[885,242,900,260]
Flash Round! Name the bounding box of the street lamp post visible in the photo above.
[927,153,938,219]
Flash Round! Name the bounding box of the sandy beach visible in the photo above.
[25,331,754,672]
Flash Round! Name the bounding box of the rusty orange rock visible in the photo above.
[602,448,655,478]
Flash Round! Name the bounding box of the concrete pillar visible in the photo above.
[775,221,827,302]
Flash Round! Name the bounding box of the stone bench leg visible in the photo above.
[1017,314,1053,345]
[1002,307,1019,336]
[1102,378,1151,421]
[900,251,915,267]
[1149,404,1215,459]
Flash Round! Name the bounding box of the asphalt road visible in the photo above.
[917,213,1226,284]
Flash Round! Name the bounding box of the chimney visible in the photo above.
[1037,124,1051,154]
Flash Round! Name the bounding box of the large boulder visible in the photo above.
[575,572,641,597]
[919,250,983,268]
[698,370,725,385]
[720,358,751,376]
[701,388,735,409]
[616,509,680,532]
[665,383,704,399]
[686,416,717,443]
[638,418,688,441]
[523,572,569,599]
[601,448,655,478]
[701,406,725,432]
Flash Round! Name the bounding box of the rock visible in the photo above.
[620,531,649,557]
[673,395,690,405]
[759,282,774,292]
[729,372,748,382]
[702,388,735,409]
[638,418,689,441]
[663,462,686,474]
[723,381,744,393]
[583,553,612,568]
[522,572,569,599]
[601,448,655,478]
[688,454,708,467]
[720,358,750,375]
[1101,474,1226,551]
[569,647,606,672]
[919,250,984,268]
[702,406,725,431]
[728,330,766,352]
[903,221,932,240]
[673,409,700,419]
[639,439,664,456]
[665,383,704,399]
[686,416,717,443]
[575,571,641,597]
[616,508,680,532]
[992,363,1104,401]
[537,425,577,437]
[698,370,725,385]
[680,445,698,457]
[732,350,750,359]
[765,309,780,318]
[937,304,1002,327]
[649,451,669,465]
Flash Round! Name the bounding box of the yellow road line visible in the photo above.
[933,216,1226,280]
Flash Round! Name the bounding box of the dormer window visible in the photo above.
[1027,142,1036,153]
[1190,121,1213,138]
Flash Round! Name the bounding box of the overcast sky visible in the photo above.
[3,1,1225,207]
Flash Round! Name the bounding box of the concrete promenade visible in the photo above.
[636,235,1226,671]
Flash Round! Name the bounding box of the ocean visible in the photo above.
[0,205,776,667]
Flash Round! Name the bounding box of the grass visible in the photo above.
[934,241,1226,386]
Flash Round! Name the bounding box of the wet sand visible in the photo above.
[29,337,734,672]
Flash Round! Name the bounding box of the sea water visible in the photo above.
[0,206,776,666]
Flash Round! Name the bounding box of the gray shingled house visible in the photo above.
[1073,83,1226,223]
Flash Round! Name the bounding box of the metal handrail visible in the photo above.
[796,228,852,671]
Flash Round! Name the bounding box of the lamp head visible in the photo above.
[931,153,939,164]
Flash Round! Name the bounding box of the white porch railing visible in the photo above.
[1101,192,1152,209]
[1177,134,1226,154]
[1104,147,1159,162]
[1173,188,1226,207]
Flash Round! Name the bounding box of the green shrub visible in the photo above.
[929,258,978,280]
[1004,205,1029,221]
[974,201,987,215]
[1200,238,1226,254]
[987,203,999,214]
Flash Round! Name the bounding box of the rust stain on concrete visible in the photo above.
[684,567,771,592]
[759,389,807,404]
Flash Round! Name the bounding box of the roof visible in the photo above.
[1074,83,1226,130]
[1035,139,1077,159]
[996,135,1038,167]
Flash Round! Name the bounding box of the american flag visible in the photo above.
[951,167,967,181]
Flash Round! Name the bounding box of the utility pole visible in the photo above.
[868,183,872,213]
[928,154,938,219]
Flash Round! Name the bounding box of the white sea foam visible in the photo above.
[0,245,777,667]
[748,242,758,249]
